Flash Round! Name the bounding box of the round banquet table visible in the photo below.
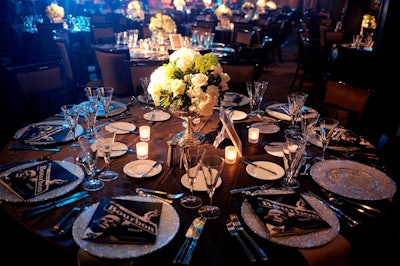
[0,97,395,266]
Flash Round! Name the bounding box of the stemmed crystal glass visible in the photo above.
[281,131,307,189]
[79,101,98,138]
[95,127,119,181]
[78,135,104,191]
[140,77,154,110]
[198,155,225,219]
[314,117,339,162]
[301,111,320,159]
[287,92,308,130]
[84,86,100,108]
[61,104,81,150]
[97,87,114,121]
[180,145,206,209]
[254,81,269,114]
[246,81,257,117]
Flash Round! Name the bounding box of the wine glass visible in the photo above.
[79,101,98,138]
[140,77,154,111]
[95,127,119,181]
[254,81,269,114]
[97,87,114,121]
[301,111,320,159]
[198,155,225,219]
[61,104,81,150]
[314,117,339,162]
[84,86,100,108]
[281,131,307,189]
[180,145,206,209]
[246,81,257,117]
[78,136,104,192]
[287,92,308,130]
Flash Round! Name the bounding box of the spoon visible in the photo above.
[137,188,184,199]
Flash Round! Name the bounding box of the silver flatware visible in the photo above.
[173,217,202,264]
[135,188,172,204]
[300,163,311,175]
[8,144,61,152]
[226,219,256,263]
[140,161,162,178]
[136,188,183,199]
[230,183,273,194]
[243,158,277,175]
[182,217,206,265]
[230,213,268,261]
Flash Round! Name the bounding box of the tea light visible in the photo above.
[248,127,260,143]
[139,125,150,141]
[225,146,237,164]
[136,142,148,159]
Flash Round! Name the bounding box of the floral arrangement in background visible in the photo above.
[45,3,65,23]
[362,14,377,29]
[203,0,212,9]
[127,0,144,20]
[147,48,230,116]
[241,2,255,13]
[149,13,177,34]
[214,4,233,18]
[173,0,186,11]
[256,0,277,10]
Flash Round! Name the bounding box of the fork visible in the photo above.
[137,188,184,199]
[226,220,257,263]
[230,213,268,261]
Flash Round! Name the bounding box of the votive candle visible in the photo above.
[225,146,237,164]
[139,125,150,141]
[248,128,260,144]
[136,142,148,159]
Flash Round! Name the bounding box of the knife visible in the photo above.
[182,217,207,265]
[8,144,61,152]
[19,191,89,220]
[140,161,163,178]
[173,217,202,264]
[243,159,277,175]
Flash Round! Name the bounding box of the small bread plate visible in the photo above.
[245,161,285,180]
[143,111,171,122]
[226,110,247,121]
[123,160,162,178]
[265,103,317,122]
[105,122,136,134]
[91,142,128,157]
[251,122,280,134]
[180,170,222,192]
[220,92,250,107]
[72,195,179,259]
[264,142,284,157]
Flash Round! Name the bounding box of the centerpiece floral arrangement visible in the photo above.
[45,3,65,23]
[214,4,233,18]
[147,48,230,116]
[241,2,255,13]
[149,13,177,34]
[361,14,377,29]
[127,0,144,21]
[173,0,186,11]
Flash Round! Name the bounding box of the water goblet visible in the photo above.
[254,81,269,114]
[280,131,307,189]
[78,136,104,192]
[246,81,257,117]
[84,86,100,108]
[198,155,225,219]
[95,127,119,181]
[301,111,320,158]
[287,92,308,130]
[97,86,114,121]
[140,77,154,110]
[180,145,206,209]
[79,101,98,138]
[314,117,339,162]
[61,104,81,150]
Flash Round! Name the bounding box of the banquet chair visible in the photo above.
[264,20,286,64]
[290,28,310,90]
[321,79,372,131]
[220,59,259,93]
[6,60,73,123]
[94,47,132,97]
[91,24,115,44]
[126,60,165,96]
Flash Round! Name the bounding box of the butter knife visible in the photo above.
[140,161,162,178]
[8,144,61,152]
[173,217,202,264]
[182,217,207,265]
[243,159,277,175]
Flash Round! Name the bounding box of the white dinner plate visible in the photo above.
[265,103,318,122]
[251,122,280,134]
[226,110,247,121]
[310,160,397,200]
[180,170,222,192]
[123,160,162,178]
[143,111,171,122]
[264,142,285,157]
[72,195,179,259]
[241,191,340,248]
[14,120,84,146]
[0,160,84,203]
[245,161,285,180]
[105,122,136,134]
[92,142,128,157]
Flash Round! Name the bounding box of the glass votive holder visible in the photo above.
[136,142,148,159]
[225,146,237,164]
[139,125,150,141]
[248,127,260,144]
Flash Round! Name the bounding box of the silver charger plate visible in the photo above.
[0,160,84,203]
[310,160,396,200]
[241,191,340,248]
[308,127,361,152]
[72,195,180,259]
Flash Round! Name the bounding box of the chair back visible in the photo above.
[126,61,165,96]
[234,29,254,48]
[91,24,115,44]
[94,47,132,97]
[220,60,258,93]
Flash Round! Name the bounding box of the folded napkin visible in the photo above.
[0,161,79,200]
[18,123,70,143]
[246,192,331,237]
[82,198,163,244]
